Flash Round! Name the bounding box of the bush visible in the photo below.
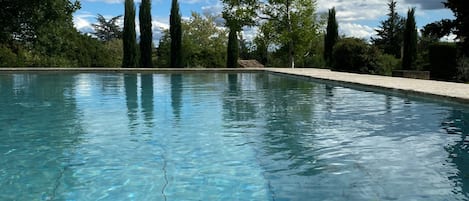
[332,38,374,73]
[457,56,469,82]
[428,42,458,81]
[376,54,401,76]
[0,44,18,67]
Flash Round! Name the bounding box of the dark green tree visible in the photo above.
[402,8,418,70]
[170,0,183,68]
[92,14,123,41]
[139,0,153,67]
[444,0,469,56]
[421,19,455,41]
[324,7,339,67]
[372,0,405,58]
[227,30,239,68]
[222,0,258,68]
[123,0,138,67]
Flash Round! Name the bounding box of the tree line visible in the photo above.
[0,0,467,81]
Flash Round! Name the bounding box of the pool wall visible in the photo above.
[1,67,469,106]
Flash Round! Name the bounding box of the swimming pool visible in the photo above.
[0,72,468,200]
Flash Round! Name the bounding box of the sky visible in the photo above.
[73,0,457,43]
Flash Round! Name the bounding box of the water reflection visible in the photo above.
[0,74,83,200]
[442,109,469,198]
[141,74,154,128]
[170,74,183,121]
[124,74,138,131]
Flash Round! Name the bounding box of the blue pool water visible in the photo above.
[0,73,469,201]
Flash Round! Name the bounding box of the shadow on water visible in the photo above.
[124,74,138,131]
[442,109,469,199]
[0,74,84,201]
[141,74,154,128]
[170,74,183,123]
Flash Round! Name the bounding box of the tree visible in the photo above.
[92,14,123,41]
[372,0,405,58]
[170,0,183,68]
[221,0,258,68]
[444,0,469,56]
[157,12,228,68]
[139,0,153,67]
[227,30,239,68]
[324,7,338,67]
[122,0,138,67]
[332,38,380,73]
[402,8,418,70]
[261,0,322,68]
[421,19,455,41]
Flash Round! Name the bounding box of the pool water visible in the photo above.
[1,73,469,201]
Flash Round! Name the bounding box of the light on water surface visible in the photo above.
[0,73,468,201]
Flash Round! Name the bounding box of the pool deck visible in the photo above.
[1,67,469,105]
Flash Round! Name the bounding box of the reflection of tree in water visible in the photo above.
[141,74,154,128]
[260,76,317,174]
[222,74,258,122]
[0,74,84,200]
[124,74,138,130]
[170,74,183,121]
[442,109,469,199]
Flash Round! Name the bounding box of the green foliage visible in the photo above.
[260,0,323,68]
[221,0,258,67]
[324,7,338,67]
[332,38,380,73]
[170,0,183,68]
[0,44,19,67]
[457,56,469,82]
[428,42,458,81]
[103,39,124,67]
[139,0,153,67]
[421,19,455,41]
[0,0,81,44]
[123,0,138,67]
[227,29,239,68]
[376,54,400,75]
[92,14,123,41]
[444,0,469,56]
[402,8,418,70]
[372,0,405,58]
[157,13,228,68]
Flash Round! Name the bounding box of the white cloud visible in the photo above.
[82,0,123,3]
[73,13,95,33]
[339,23,376,40]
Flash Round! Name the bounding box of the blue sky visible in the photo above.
[73,0,456,42]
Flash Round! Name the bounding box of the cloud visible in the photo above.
[402,0,446,10]
[73,13,95,33]
[82,0,123,3]
[339,23,376,40]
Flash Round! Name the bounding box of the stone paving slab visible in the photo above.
[266,68,469,105]
[1,67,469,105]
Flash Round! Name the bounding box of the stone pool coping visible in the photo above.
[1,67,469,105]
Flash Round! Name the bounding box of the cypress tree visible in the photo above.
[402,8,417,70]
[122,0,138,67]
[170,0,183,68]
[324,7,338,67]
[139,0,153,67]
[226,29,239,68]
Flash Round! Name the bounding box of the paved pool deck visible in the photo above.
[1,67,469,105]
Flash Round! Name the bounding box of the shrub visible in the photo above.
[0,44,18,67]
[376,54,401,76]
[428,42,458,81]
[332,38,374,73]
[457,56,469,82]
